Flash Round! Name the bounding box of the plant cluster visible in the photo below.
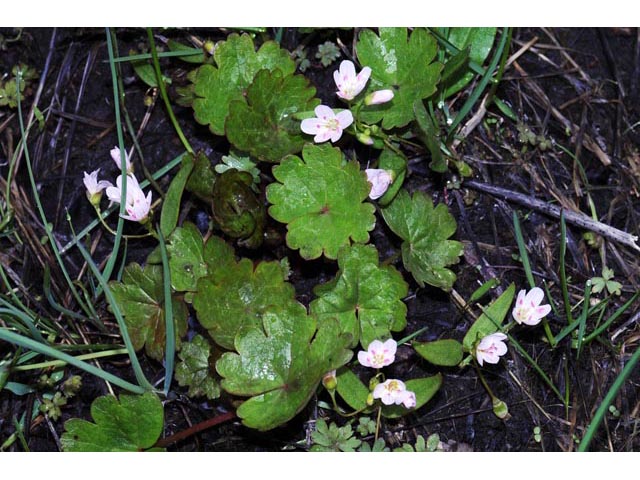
[2,27,637,452]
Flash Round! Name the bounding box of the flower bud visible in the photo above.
[366,392,375,406]
[492,397,511,420]
[356,132,374,146]
[364,89,394,106]
[365,169,394,200]
[321,370,337,391]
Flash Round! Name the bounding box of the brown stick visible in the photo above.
[154,410,236,449]
[463,179,640,252]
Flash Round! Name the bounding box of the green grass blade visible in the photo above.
[512,211,535,289]
[446,27,511,138]
[0,329,145,394]
[99,27,128,288]
[559,211,573,325]
[576,280,592,358]
[157,227,175,395]
[583,291,640,344]
[75,241,154,391]
[578,341,640,451]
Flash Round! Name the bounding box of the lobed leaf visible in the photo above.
[174,334,220,400]
[191,33,296,136]
[216,303,353,431]
[167,224,236,293]
[267,143,376,260]
[109,263,188,362]
[193,257,298,350]
[61,392,164,452]
[381,189,463,291]
[356,28,443,129]
[226,68,319,162]
[310,244,408,348]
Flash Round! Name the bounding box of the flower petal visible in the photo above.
[525,287,545,307]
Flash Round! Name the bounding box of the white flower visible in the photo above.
[512,287,552,326]
[364,89,394,106]
[357,338,397,369]
[83,169,112,205]
[372,379,416,408]
[110,146,133,174]
[365,168,394,200]
[475,332,508,366]
[333,60,371,101]
[300,105,353,143]
[105,174,152,223]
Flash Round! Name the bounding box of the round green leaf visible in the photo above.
[310,244,408,348]
[192,33,296,136]
[216,304,353,431]
[356,28,443,129]
[61,392,164,452]
[267,143,376,260]
[413,339,463,366]
[226,68,320,162]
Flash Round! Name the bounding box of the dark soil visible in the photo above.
[1,27,639,452]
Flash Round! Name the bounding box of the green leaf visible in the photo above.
[61,392,164,452]
[376,148,408,206]
[267,143,376,260]
[335,367,370,411]
[193,257,298,350]
[382,375,442,418]
[185,150,216,203]
[310,244,408,348]
[440,27,497,98]
[216,303,353,431]
[413,339,463,366]
[192,33,296,136]
[413,100,447,173]
[215,151,261,186]
[310,419,361,452]
[462,283,516,352]
[226,68,319,162]
[381,190,463,290]
[174,334,220,400]
[356,28,443,129]
[167,222,208,292]
[109,263,188,361]
[167,224,236,293]
[160,153,194,238]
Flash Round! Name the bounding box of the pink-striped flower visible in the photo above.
[300,105,353,143]
[364,89,394,106]
[365,169,394,200]
[106,174,152,223]
[110,146,133,174]
[512,287,552,326]
[357,339,397,369]
[372,379,416,408]
[475,332,508,366]
[83,169,112,206]
[334,60,371,101]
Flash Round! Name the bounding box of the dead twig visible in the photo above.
[463,179,640,253]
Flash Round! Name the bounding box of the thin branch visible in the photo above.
[463,179,640,252]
